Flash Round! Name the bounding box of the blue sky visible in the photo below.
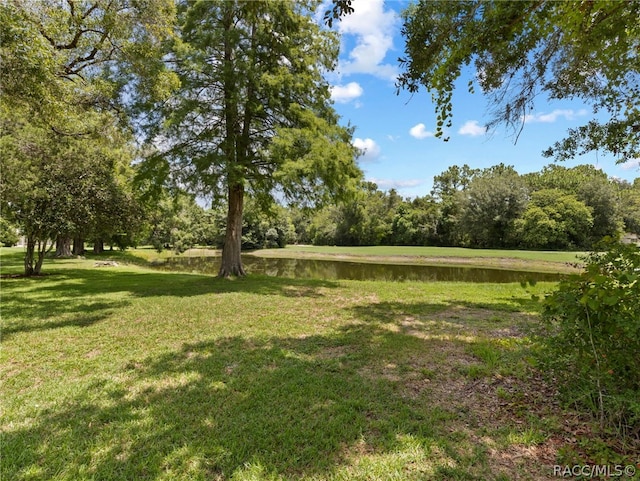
[323,0,640,198]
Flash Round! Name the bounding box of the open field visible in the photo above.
[1,249,634,480]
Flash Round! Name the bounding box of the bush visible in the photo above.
[539,241,640,436]
[0,218,19,247]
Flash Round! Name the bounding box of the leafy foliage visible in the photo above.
[0,0,177,121]
[300,163,635,250]
[0,218,19,247]
[618,179,640,235]
[459,165,528,248]
[540,242,640,434]
[398,1,640,161]
[514,189,593,250]
[0,104,143,273]
[0,0,176,274]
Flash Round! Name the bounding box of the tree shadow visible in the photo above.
[347,296,541,330]
[2,327,490,480]
[1,268,338,339]
[1,306,119,337]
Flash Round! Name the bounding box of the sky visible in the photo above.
[323,0,640,199]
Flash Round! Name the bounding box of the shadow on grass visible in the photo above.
[3,324,496,480]
[348,298,542,326]
[1,268,338,339]
[1,308,120,337]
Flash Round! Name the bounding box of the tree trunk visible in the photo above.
[55,235,72,257]
[35,241,47,274]
[24,236,36,276]
[73,236,85,255]
[218,183,246,277]
[93,238,104,254]
[24,235,51,276]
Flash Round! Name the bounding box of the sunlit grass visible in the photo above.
[275,245,583,263]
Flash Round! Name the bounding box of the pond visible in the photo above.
[155,255,563,283]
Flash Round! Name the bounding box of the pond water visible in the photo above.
[156,256,562,283]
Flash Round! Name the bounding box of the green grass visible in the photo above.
[276,245,583,263]
[1,248,631,480]
[252,245,583,273]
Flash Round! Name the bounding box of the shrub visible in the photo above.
[0,218,19,247]
[539,241,640,436]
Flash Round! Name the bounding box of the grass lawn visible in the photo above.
[1,248,634,480]
[251,245,583,273]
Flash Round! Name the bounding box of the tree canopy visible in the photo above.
[397,0,640,162]
[0,0,177,122]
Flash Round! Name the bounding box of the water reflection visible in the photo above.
[156,256,562,283]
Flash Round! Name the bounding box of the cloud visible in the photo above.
[523,109,588,124]
[621,159,640,170]
[367,177,424,189]
[458,120,487,137]
[353,137,381,162]
[337,0,399,81]
[409,123,434,139]
[330,82,364,104]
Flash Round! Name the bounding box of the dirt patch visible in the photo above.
[418,363,563,479]
[315,345,353,360]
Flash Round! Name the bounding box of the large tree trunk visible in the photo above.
[55,235,72,257]
[93,238,104,254]
[218,183,246,277]
[73,236,85,255]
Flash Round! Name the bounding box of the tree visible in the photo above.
[390,196,439,246]
[147,0,361,276]
[431,164,479,246]
[142,189,203,254]
[241,199,296,250]
[398,1,640,161]
[459,165,528,248]
[0,218,19,247]
[524,164,623,245]
[618,178,640,235]
[514,189,593,249]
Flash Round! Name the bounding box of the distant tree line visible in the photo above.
[76,161,633,255]
[296,163,639,251]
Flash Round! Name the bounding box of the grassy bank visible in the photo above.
[1,250,633,480]
[251,245,583,274]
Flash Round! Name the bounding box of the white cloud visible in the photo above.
[330,82,364,103]
[621,159,640,170]
[368,177,424,189]
[353,137,381,162]
[458,120,487,137]
[409,123,434,139]
[523,109,588,124]
[337,0,399,81]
